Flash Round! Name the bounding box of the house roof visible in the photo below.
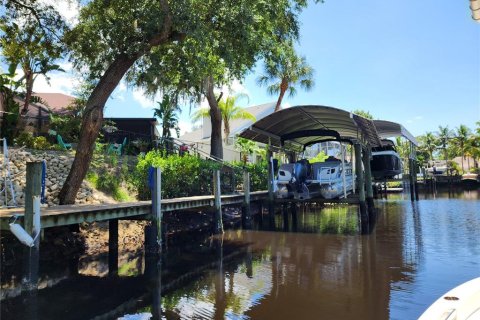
[179,102,276,143]
[33,93,75,114]
[239,105,383,150]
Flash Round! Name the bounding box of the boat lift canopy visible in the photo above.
[239,105,383,150]
[373,120,418,146]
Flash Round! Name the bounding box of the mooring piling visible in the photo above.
[354,144,369,233]
[362,147,376,221]
[242,171,252,229]
[267,149,275,227]
[213,170,224,234]
[108,218,119,275]
[22,161,42,293]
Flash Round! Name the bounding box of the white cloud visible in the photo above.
[282,102,292,109]
[42,0,80,26]
[132,88,162,109]
[13,68,78,95]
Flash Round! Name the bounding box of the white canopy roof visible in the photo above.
[239,105,382,150]
[373,120,418,146]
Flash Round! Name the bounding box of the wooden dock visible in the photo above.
[0,191,268,230]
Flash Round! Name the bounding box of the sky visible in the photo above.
[10,0,480,137]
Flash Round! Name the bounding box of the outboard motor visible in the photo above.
[293,160,311,193]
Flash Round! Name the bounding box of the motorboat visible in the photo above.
[275,156,354,200]
[426,160,448,176]
[461,173,480,188]
[371,140,402,180]
[418,277,480,320]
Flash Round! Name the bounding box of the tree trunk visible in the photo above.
[274,78,289,112]
[21,69,33,114]
[223,120,230,143]
[205,76,223,160]
[58,54,137,204]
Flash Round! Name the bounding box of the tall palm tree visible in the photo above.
[455,124,471,172]
[422,132,437,162]
[153,94,181,139]
[257,45,314,112]
[192,94,255,143]
[437,126,452,159]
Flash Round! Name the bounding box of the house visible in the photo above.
[3,92,76,135]
[102,118,160,149]
[178,102,276,162]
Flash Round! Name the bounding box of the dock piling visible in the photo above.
[213,170,224,234]
[22,161,42,294]
[362,147,376,221]
[267,149,275,227]
[152,167,163,250]
[354,144,369,233]
[108,219,118,275]
[242,171,252,229]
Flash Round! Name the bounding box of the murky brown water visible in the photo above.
[1,189,479,320]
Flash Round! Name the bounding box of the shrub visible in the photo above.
[132,151,221,200]
[32,136,52,150]
[230,161,268,191]
[15,132,35,148]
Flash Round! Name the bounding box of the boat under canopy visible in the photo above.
[371,140,403,180]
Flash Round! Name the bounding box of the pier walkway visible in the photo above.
[0,191,268,230]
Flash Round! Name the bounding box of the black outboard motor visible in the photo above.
[293,160,311,192]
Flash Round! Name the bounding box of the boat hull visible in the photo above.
[371,151,402,180]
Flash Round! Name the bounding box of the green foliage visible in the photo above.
[352,109,374,119]
[132,151,221,200]
[153,94,181,139]
[49,114,82,142]
[309,151,328,163]
[257,41,315,111]
[230,161,268,191]
[14,132,59,150]
[0,64,21,141]
[14,132,35,148]
[234,137,262,163]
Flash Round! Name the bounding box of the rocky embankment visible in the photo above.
[0,148,106,206]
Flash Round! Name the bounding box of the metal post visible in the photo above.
[363,147,375,221]
[23,161,42,297]
[408,143,415,202]
[266,148,275,227]
[413,148,419,201]
[341,143,347,198]
[213,170,224,234]
[242,171,251,229]
[354,144,368,233]
[351,145,356,193]
[152,167,162,248]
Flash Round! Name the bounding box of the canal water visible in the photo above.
[1,189,479,319]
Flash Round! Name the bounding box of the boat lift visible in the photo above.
[0,138,17,208]
[239,105,418,233]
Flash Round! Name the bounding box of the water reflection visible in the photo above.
[1,189,479,320]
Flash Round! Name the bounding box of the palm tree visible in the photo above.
[455,124,471,172]
[153,94,181,141]
[422,132,437,162]
[257,45,314,112]
[437,126,452,159]
[192,94,255,143]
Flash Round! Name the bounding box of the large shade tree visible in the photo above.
[257,42,315,112]
[58,0,317,204]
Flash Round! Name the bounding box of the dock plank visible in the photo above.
[0,191,268,230]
